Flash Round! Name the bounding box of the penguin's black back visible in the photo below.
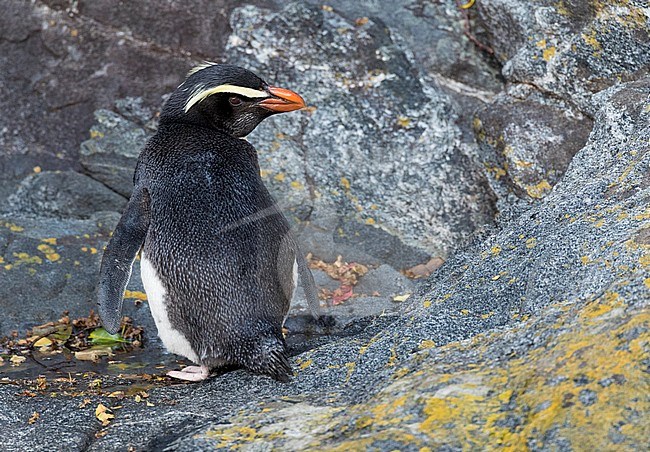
[136,123,295,372]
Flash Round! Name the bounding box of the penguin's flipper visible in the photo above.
[98,187,151,334]
[296,251,321,320]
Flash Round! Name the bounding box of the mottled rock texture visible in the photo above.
[229,3,497,257]
[474,0,649,204]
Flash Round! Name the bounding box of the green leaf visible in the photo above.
[88,328,128,346]
[51,325,72,342]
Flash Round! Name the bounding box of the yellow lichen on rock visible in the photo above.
[12,252,42,266]
[37,244,60,262]
[525,180,552,199]
[124,290,147,301]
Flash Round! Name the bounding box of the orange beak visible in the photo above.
[258,86,306,113]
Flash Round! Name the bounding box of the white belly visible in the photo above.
[140,254,199,363]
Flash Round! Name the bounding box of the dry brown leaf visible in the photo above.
[403,257,445,279]
[35,376,48,391]
[308,255,368,286]
[9,355,26,366]
[308,255,369,305]
[95,403,114,426]
[28,412,40,424]
[331,285,354,305]
[74,346,113,362]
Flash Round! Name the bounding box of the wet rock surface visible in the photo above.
[0,1,648,451]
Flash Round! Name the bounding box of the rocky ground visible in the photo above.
[0,1,648,450]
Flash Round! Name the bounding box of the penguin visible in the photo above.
[97,63,320,382]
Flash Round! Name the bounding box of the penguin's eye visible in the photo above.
[229,96,243,107]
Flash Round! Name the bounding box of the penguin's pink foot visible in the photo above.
[167,365,210,382]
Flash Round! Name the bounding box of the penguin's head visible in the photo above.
[160,63,306,137]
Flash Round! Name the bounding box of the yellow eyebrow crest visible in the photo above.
[186,61,219,77]
[184,84,269,113]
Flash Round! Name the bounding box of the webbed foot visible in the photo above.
[167,365,210,382]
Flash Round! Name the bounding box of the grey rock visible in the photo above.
[289,264,413,334]
[579,389,597,406]
[75,0,241,57]
[356,264,415,298]
[333,216,433,269]
[0,0,194,169]
[310,269,342,293]
[478,0,650,115]
[228,3,497,257]
[0,211,165,352]
[471,0,648,208]
[80,110,152,197]
[474,84,593,203]
[298,0,502,94]
[297,0,504,143]
[294,211,431,270]
[2,171,126,219]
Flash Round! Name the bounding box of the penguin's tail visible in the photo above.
[247,335,292,383]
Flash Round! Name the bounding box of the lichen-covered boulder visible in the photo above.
[478,0,650,115]
[473,0,649,204]
[474,84,593,205]
[2,171,126,219]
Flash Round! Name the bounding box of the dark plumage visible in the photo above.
[98,63,316,382]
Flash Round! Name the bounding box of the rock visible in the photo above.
[478,0,650,115]
[74,0,236,57]
[80,110,153,197]
[289,264,415,335]
[471,0,649,206]
[298,0,502,94]
[298,0,504,142]
[228,3,497,257]
[295,213,432,270]
[356,264,415,298]
[474,84,593,203]
[0,0,194,169]
[2,171,126,219]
